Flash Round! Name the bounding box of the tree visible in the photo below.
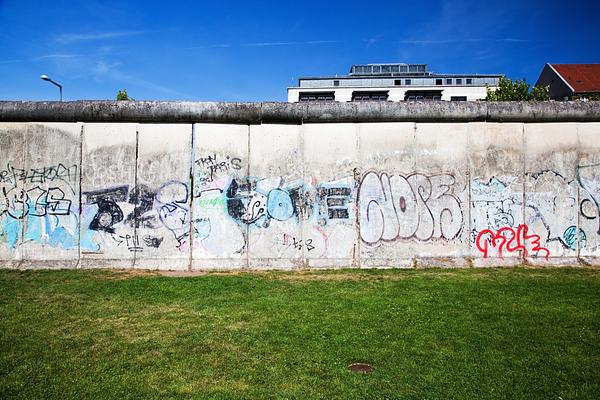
[486,77,549,101]
[530,85,550,101]
[116,89,133,101]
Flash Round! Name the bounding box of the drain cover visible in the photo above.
[347,363,373,373]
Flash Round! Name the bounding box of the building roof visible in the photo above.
[298,73,502,81]
[297,63,502,82]
[551,64,600,93]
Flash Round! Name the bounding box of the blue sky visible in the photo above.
[1,0,599,102]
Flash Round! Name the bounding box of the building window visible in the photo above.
[394,79,402,86]
[451,96,467,101]
[405,79,411,85]
[456,78,462,85]
[333,80,340,87]
[446,78,452,85]
[299,92,335,102]
[466,78,472,85]
[436,79,443,85]
[352,91,389,102]
[404,90,443,101]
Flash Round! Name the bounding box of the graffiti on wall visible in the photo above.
[5,132,600,266]
[189,174,355,258]
[358,171,463,245]
[475,224,550,260]
[225,177,306,227]
[0,163,78,186]
[471,169,600,258]
[195,153,242,186]
[81,180,191,253]
[0,163,79,251]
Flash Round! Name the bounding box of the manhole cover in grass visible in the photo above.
[348,363,373,373]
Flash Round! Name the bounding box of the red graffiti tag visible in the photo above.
[475,224,550,260]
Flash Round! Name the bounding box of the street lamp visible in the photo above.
[40,74,62,101]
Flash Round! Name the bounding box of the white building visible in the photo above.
[288,63,502,102]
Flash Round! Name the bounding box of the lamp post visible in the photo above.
[40,74,62,101]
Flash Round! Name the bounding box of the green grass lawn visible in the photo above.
[1,268,599,399]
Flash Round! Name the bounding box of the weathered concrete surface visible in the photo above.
[414,123,469,268]
[79,123,137,269]
[247,124,304,269]
[2,101,600,270]
[358,123,416,268]
[577,123,600,264]
[192,124,248,270]
[524,123,579,265]
[2,101,600,123]
[134,124,192,270]
[0,123,25,268]
[20,123,81,269]
[469,123,524,267]
[303,123,358,268]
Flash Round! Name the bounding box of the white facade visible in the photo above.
[287,63,501,103]
[288,85,494,102]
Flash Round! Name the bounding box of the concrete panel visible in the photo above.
[248,124,303,269]
[358,122,416,268]
[80,123,137,268]
[524,123,579,265]
[0,123,26,268]
[303,123,358,268]
[469,123,524,267]
[134,124,192,270]
[413,123,469,267]
[4,103,600,271]
[576,122,600,263]
[21,123,82,269]
[192,124,248,270]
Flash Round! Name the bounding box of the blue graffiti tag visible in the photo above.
[563,225,586,250]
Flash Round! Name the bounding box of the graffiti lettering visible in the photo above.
[125,185,157,228]
[358,171,463,245]
[317,185,351,221]
[281,234,315,252]
[563,225,586,251]
[226,178,303,226]
[195,154,242,184]
[2,186,72,219]
[475,224,550,260]
[112,233,143,252]
[471,173,598,252]
[0,163,78,186]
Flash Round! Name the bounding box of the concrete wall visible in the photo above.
[1,101,600,270]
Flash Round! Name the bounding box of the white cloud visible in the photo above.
[33,54,79,61]
[54,30,146,44]
[184,40,340,49]
[398,39,481,44]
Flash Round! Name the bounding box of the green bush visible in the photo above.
[116,89,133,101]
[486,77,549,101]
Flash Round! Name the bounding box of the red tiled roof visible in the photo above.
[551,64,600,93]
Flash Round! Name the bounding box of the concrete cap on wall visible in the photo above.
[1,100,599,123]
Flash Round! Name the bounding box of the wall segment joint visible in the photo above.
[1,111,600,269]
